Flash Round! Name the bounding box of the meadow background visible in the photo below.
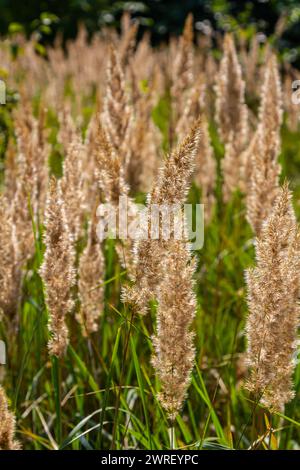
[0,0,300,451]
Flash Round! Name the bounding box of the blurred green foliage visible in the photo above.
[1,1,300,65]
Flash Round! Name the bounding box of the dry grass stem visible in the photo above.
[245,184,300,411]
[39,177,76,357]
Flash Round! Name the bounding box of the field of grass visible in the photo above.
[0,17,300,451]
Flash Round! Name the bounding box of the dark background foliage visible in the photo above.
[1,1,300,64]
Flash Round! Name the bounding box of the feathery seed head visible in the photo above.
[40,177,76,357]
[245,183,300,411]
[77,210,105,336]
[246,54,283,235]
[152,239,196,421]
[0,386,21,450]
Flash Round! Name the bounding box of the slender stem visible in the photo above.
[168,426,176,450]
[110,306,135,449]
[51,355,62,447]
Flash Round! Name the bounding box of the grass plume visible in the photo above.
[245,184,300,411]
[39,177,76,357]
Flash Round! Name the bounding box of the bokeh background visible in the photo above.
[1,1,300,65]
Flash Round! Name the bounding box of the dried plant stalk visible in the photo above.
[102,47,132,168]
[246,55,283,235]
[35,105,50,216]
[12,107,38,263]
[243,34,260,99]
[215,34,248,145]
[14,101,49,218]
[175,77,206,142]
[151,118,201,206]
[77,213,105,336]
[129,31,155,102]
[176,80,216,220]
[60,135,85,241]
[95,122,135,274]
[57,103,77,154]
[194,114,216,221]
[39,177,76,357]
[171,14,194,109]
[0,195,21,320]
[7,100,49,271]
[124,119,201,314]
[0,386,21,450]
[170,14,194,143]
[95,122,129,204]
[215,34,249,201]
[118,11,138,67]
[81,103,102,214]
[4,137,18,202]
[152,239,196,421]
[0,104,49,322]
[245,184,300,411]
[126,93,161,193]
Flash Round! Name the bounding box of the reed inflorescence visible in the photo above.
[245,184,300,411]
[39,177,76,357]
